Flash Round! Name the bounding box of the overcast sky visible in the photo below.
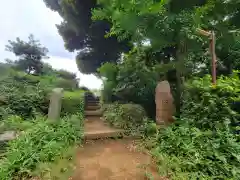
[0,0,102,89]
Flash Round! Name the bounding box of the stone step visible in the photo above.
[85,110,103,116]
[86,100,99,103]
[85,95,99,99]
[85,105,101,110]
[85,98,99,102]
[86,102,99,105]
[85,103,99,107]
[84,129,125,140]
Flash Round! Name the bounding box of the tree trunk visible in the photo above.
[175,45,186,117]
[175,67,181,116]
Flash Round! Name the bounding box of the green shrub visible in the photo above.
[181,72,240,131]
[149,125,240,179]
[0,71,84,120]
[99,62,118,103]
[146,72,240,179]
[61,90,85,116]
[0,77,49,119]
[0,63,81,121]
[0,115,34,132]
[55,78,78,91]
[103,103,147,131]
[101,80,116,103]
[99,52,159,118]
[12,72,40,85]
[0,114,84,180]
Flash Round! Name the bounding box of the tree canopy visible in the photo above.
[93,0,240,69]
[43,0,132,74]
[5,34,49,75]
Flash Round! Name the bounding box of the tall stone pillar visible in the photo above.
[48,88,64,122]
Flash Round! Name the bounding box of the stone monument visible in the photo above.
[155,81,175,125]
[48,88,64,122]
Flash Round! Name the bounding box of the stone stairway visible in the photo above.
[84,93,125,140]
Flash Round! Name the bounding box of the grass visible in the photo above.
[32,146,79,180]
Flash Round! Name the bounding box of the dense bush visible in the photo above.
[12,71,78,91]
[54,78,78,91]
[0,114,84,179]
[99,51,159,118]
[0,115,35,133]
[103,103,147,131]
[0,65,82,120]
[98,62,118,103]
[145,72,240,179]
[0,76,49,119]
[61,90,85,117]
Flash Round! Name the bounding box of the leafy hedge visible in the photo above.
[61,90,85,117]
[0,114,84,180]
[0,69,85,120]
[181,73,240,131]
[146,72,240,179]
[103,103,147,133]
[11,71,78,91]
[0,76,49,119]
[99,53,159,118]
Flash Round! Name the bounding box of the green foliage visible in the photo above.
[0,63,12,77]
[144,72,240,179]
[99,62,118,103]
[10,66,79,91]
[150,125,240,179]
[103,103,147,131]
[54,78,78,91]
[98,62,118,80]
[143,122,158,137]
[0,75,49,119]
[0,114,84,180]
[0,59,82,120]
[0,115,35,133]
[100,81,116,103]
[54,69,77,80]
[61,90,85,116]
[94,0,240,113]
[181,71,240,130]
[99,49,159,117]
[41,62,79,88]
[32,146,78,180]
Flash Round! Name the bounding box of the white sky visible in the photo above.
[0,0,102,89]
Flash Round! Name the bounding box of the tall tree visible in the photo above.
[5,34,48,75]
[93,0,240,112]
[43,0,132,74]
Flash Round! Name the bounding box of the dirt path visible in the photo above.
[71,139,162,180]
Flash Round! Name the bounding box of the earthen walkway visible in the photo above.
[70,118,164,180]
[72,95,164,180]
[72,139,161,180]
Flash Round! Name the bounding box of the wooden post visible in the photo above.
[196,28,217,86]
[210,31,217,85]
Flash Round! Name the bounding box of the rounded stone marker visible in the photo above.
[48,88,64,122]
